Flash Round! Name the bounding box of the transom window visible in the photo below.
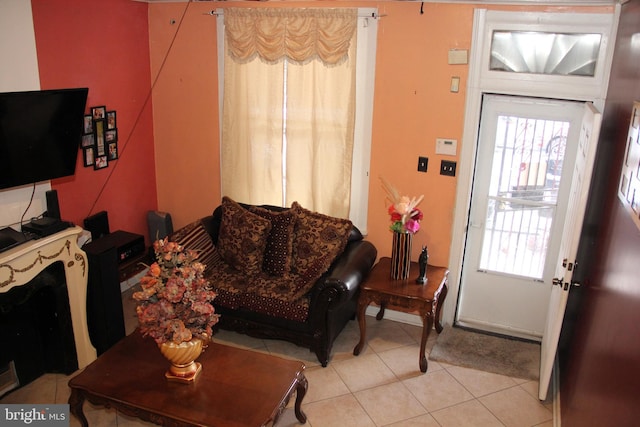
[490,31,602,77]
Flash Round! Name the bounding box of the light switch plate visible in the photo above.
[417,156,428,172]
[450,77,460,93]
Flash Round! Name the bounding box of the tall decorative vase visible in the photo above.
[390,231,413,280]
[158,338,205,383]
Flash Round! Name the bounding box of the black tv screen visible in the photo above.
[0,88,88,190]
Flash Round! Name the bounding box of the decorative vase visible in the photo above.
[158,338,205,383]
[390,231,413,280]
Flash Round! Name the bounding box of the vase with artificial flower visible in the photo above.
[133,238,220,383]
[382,177,424,280]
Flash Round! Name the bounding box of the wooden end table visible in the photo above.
[353,257,449,373]
[69,331,307,426]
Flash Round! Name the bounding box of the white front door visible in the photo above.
[456,94,588,339]
[538,102,601,399]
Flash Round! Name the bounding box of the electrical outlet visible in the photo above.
[417,156,428,172]
[440,160,456,176]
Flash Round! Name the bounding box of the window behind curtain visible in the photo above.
[216,8,377,234]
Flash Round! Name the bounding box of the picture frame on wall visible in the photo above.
[618,101,640,231]
[91,106,106,120]
[82,133,95,148]
[106,111,117,130]
[83,114,93,134]
[94,155,108,170]
[105,129,117,143]
[108,142,118,160]
[621,174,630,199]
[85,105,117,171]
[94,119,106,156]
[83,147,95,167]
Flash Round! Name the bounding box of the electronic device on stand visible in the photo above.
[21,190,71,238]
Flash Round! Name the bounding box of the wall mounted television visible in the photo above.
[0,88,89,191]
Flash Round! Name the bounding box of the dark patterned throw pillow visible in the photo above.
[290,202,353,299]
[248,205,298,277]
[217,197,272,276]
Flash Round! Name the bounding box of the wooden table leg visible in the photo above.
[376,302,387,320]
[353,297,370,356]
[294,373,308,423]
[68,388,88,427]
[434,283,448,333]
[419,310,434,373]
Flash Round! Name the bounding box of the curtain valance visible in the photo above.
[224,8,357,65]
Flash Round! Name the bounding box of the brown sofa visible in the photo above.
[171,197,377,366]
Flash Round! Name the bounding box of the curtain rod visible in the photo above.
[203,10,387,19]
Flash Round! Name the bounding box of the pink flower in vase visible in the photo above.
[381,177,424,235]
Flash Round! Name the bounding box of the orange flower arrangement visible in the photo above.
[133,238,219,345]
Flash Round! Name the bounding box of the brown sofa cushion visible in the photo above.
[243,286,310,323]
[205,251,310,323]
[217,196,272,276]
[170,220,216,269]
[290,202,353,299]
[248,205,297,277]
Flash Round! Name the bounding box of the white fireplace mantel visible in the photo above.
[0,226,97,369]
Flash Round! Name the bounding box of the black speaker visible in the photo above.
[83,244,125,355]
[147,210,173,241]
[83,211,110,241]
[45,190,61,220]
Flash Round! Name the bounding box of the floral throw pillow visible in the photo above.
[290,202,353,299]
[248,205,298,277]
[216,197,272,276]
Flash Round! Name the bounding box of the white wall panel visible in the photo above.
[0,0,49,230]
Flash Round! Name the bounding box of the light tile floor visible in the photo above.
[1,288,553,427]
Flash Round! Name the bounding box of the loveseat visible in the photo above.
[171,197,377,366]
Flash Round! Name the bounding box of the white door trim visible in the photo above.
[442,7,619,327]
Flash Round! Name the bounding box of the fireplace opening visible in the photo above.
[0,261,78,397]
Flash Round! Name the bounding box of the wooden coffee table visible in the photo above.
[353,257,448,373]
[68,331,307,426]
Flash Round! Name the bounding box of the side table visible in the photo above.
[353,257,449,373]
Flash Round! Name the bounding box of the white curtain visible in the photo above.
[221,8,357,217]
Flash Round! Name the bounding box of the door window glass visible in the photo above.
[480,114,570,279]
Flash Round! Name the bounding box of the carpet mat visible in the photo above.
[429,326,540,380]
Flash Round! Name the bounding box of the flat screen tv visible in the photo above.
[0,88,88,191]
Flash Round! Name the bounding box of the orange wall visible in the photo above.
[150,1,611,266]
[149,2,221,230]
[368,2,471,266]
[31,0,157,242]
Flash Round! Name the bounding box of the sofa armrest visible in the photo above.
[310,240,377,309]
